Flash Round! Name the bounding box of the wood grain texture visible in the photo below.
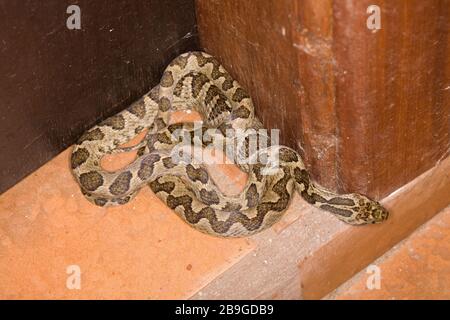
[292,0,337,189]
[196,0,450,199]
[196,0,308,176]
[0,0,199,194]
[334,0,450,198]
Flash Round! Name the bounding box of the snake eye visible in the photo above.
[372,205,389,223]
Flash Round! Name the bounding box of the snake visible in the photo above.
[70,51,389,237]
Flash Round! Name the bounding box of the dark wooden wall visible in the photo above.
[0,0,199,194]
[196,0,450,199]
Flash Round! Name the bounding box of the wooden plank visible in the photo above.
[0,0,199,194]
[196,0,312,178]
[333,0,450,198]
[196,0,450,199]
[292,0,338,188]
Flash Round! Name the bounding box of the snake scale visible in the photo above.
[71,51,389,237]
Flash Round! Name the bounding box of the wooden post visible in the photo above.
[196,0,450,199]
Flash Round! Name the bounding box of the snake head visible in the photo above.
[353,195,389,225]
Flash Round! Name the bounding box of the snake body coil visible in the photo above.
[71,52,389,237]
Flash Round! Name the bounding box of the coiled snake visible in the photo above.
[71,51,389,237]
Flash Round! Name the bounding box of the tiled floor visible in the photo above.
[0,112,257,299]
[0,146,259,299]
[330,205,450,300]
[0,110,449,299]
[0,110,325,300]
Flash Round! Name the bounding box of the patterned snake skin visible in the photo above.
[71,51,389,237]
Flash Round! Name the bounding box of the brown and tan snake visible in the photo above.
[71,51,389,237]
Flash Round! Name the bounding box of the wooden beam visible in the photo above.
[196,0,450,199]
